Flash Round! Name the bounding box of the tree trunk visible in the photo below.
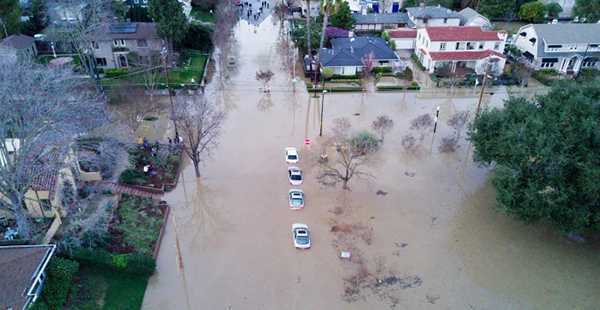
[306,0,311,65]
[193,158,201,178]
[316,3,329,90]
[11,207,31,240]
[342,178,348,189]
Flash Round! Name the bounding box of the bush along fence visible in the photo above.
[376,81,421,91]
[411,53,427,71]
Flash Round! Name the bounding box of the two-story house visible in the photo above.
[93,22,164,70]
[414,27,507,74]
[405,3,461,28]
[513,23,600,75]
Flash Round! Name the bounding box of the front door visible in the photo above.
[119,55,127,68]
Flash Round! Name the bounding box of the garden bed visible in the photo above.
[119,146,183,191]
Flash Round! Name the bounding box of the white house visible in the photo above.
[388,29,417,50]
[512,23,600,74]
[405,3,461,28]
[456,7,491,30]
[415,26,507,74]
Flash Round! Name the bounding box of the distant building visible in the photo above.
[0,245,56,310]
[513,23,600,74]
[123,0,192,17]
[406,3,461,28]
[353,12,409,30]
[456,7,491,30]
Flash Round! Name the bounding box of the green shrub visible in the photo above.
[372,67,392,73]
[35,257,79,310]
[411,53,419,62]
[104,68,130,78]
[377,85,406,91]
[69,248,156,277]
[331,74,359,79]
[429,73,440,82]
[407,81,420,90]
[306,86,364,92]
[532,71,555,86]
[330,78,359,83]
[350,130,379,154]
[539,69,558,75]
[119,169,146,185]
[306,82,313,88]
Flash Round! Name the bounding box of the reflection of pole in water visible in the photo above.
[172,210,183,269]
[458,139,473,189]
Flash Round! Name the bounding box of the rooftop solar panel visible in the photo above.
[108,23,138,34]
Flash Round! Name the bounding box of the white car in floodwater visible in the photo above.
[285,147,299,164]
[288,166,303,185]
[292,223,310,249]
[288,189,304,210]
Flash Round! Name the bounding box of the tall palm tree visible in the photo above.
[314,0,334,90]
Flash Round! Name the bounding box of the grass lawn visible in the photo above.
[65,266,148,310]
[493,21,529,36]
[192,8,216,23]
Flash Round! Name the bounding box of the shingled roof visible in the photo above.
[1,34,35,51]
[406,5,460,19]
[105,22,160,40]
[353,12,409,24]
[0,245,55,310]
[321,36,398,67]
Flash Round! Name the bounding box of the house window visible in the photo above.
[135,0,139,3]
[540,62,554,68]
[426,39,429,48]
[547,44,561,52]
[590,44,599,51]
[582,58,597,68]
[41,199,52,211]
[466,42,475,50]
[443,18,447,24]
[494,42,500,50]
[440,43,446,51]
[114,40,125,46]
[479,42,484,50]
[137,39,148,47]
[92,41,99,49]
[95,58,107,66]
[569,45,578,50]
[456,42,460,50]
[423,19,427,24]
[417,33,421,41]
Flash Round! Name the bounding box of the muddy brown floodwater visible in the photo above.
[141,15,600,310]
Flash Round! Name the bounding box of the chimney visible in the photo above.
[419,3,425,9]
[552,19,558,24]
[348,31,354,37]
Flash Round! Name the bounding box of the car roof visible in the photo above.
[289,189,304,194]
[288,166,301,172]
[285,147,298,152]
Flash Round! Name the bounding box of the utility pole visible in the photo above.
[162,48,178,134]
[475,62,490,118]
[319,90,327,136]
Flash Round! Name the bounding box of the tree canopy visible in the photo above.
[518,1,546,23]
[546,2,563,18]
[148,0,189,44]
[0,0,20,39]
[468,81,600,235]
[477,0,516,18]
[329,1,354,30]
[572,0,600,23]
[20,0,49,37]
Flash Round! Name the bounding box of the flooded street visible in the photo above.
[142,15,600,310]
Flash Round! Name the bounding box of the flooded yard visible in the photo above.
[141,13,600,310]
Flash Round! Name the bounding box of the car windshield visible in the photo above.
[291,175,301,180]
[288,155,297,160]
[296,236,309,244]
[291,198,303,205]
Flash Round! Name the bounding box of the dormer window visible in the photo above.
[423,19,428,24]
[443,18,447,24]
[569,45,578,50]
[547,44,561,52]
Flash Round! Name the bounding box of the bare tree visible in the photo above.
[256,70,275,89]
[361,51,377,78]
[0,55,108,239]
[410,114,434,140]
[512,62,534,88]
[439,135,459,152]
[318,134,379,190]
[330,117,352,144]
[378,0,393,13]
[128,51,164,99]
[47,0,113,93]
[212,0,238,82]
[175,95,227,178]
[109,85,164,135]
[273,0,294,21]
[503,11,517,23]
[371,115,395,143]
[446,110,470,141]
[401,133,417,152]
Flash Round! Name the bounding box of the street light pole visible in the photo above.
[319,90,327,136]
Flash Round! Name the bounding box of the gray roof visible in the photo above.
[406,5,459,19]
[320,36,398,67]
[457,7,479,24]
[1,34,35,51]
[105,22,160,40]
[353,12,409,24]
[530,24,600,58]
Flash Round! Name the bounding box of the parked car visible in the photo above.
[292,223,310,249]
[285,147,299,164]
[288,166,303,185]
[288,189,304,210]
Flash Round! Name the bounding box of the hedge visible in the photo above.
[410,53,426,71]
[377,85,406,91]
[429,73,440,82]
[119,168,147,185]
[306,86,364,92]
[104,68,130,78]
[329,78,359,83]
[331,74,359,79]
[31,257,79,310]
[532,71,555,86]
[372,67,392,73]
[69,248,156,278]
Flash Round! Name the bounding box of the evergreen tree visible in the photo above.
[468,81,600,235]
[546,3,563,18]
[0,0,20,39]
[148,0,189,49]
[21,0,49,36]
[572,0,600,23]
[518,1,546,23]
[477,0,515,18]
[329,1,354,30]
